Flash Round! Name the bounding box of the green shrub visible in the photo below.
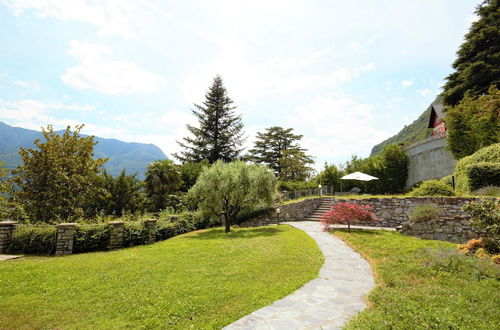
[409,180,455,196]
[466,162,500,191]
[122,221,149,247]
[235,207,274,225]
[474,186,500,197]
[418,247,500,281]
[156,214,196,241]
[8,225,56,255]
[463,199,500,241]
[455,143,500,193]
[409,204,440,222]
[73,224,110,253]
[440,175,453,186]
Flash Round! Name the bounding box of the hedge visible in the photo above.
[455,143,500,193]
[8,225,57,255]
[466,162,500,191]
[73,224,111,253]
[5,211,208,255]
[409,180,455,197]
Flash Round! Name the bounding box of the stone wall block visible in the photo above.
[0,221,18,254]
[55,223,77,256]
[108,221,125,250]
[145,219,158,244]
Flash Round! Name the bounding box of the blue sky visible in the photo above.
[0,0,481,169]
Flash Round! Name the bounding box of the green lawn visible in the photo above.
[0,225,323,329]
[335,230,500,329]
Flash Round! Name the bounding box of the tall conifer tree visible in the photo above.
[441,0,500,106]
[174,76,244,163]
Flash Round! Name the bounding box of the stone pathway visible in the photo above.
[0,254,23,261]
[224,222,375,330]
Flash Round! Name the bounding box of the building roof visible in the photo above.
[427,97,445,128]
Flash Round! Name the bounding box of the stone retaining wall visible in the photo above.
[400,217,485,244]
[331,197,477,228]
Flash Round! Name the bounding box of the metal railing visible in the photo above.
[281,185,335,201]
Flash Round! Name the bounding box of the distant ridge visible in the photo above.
[0,121,167,179]
[370,97,440,156]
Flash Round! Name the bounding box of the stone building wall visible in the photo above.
[405,135,456,189]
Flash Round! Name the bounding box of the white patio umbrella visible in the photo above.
[340,171,378,192]
[341,171,379,181]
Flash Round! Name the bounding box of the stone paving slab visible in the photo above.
[224,222,375,330]
[0,254,23,261]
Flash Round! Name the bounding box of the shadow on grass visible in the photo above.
[185,226,283,240]
[330,229,386,237]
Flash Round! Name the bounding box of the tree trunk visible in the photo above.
[224,215,231,233]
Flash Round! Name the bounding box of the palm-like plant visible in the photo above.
[144,160,182,211]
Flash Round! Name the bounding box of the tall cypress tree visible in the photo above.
[441,0,500,106]
[174,75,245,163]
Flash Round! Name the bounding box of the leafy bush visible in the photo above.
[321,202,378,231]
[73,224,110,253]
[278,180,317,192]
[462,199,500,241]
[473,186,500,197]
[408,204,440,222]
[455,143,500,193]
[156,213,196,241]
[8,225,56,255]
[409,180,455,196]
[122,221,149,247]
[418,247,500,281]
[466,162,500,191]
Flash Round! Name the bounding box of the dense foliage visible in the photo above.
[174,75,245,163]
[144,159,183,211]
[7,225,57,255]
[321,203,378,231]
[316,163,342,191]
[189,161,276,232]
[454,143,500,192]
[342,144,408,194]
[463,199,500,242]
[73,224,111,253]
[409,180,455,196]
[11,125,107,223]
[445,86,500,159]
[88,170,147,217]
[441,0,500,106]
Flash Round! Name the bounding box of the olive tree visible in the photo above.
[188,160,276,233]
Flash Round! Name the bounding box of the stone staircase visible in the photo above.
[304,197,332,221]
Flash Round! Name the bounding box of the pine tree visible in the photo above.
[248,126,306,175]
[441,0,500,106]
[174,75,245,163]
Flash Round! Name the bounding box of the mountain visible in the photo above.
[370,98,439,155]
[0,121,167,179]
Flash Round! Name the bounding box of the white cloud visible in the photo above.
[401,80,413,87]
[287,96,389,163]
[3,0,142,39]
[179,46,374,103]
[14,80,41,91]
[417,88,433,97]
[61,41,166,94]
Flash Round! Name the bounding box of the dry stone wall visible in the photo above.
[330,197,477,227]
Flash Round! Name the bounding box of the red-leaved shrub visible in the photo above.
[321,202,378,231]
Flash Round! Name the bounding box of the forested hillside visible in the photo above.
[370,103,433,155]
[0,121,167,178]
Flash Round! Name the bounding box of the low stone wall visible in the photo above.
[239,197,325,227]
[400,217,485,244]
[331,197,476,228]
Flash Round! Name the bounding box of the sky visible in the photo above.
[0,0,482,170]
